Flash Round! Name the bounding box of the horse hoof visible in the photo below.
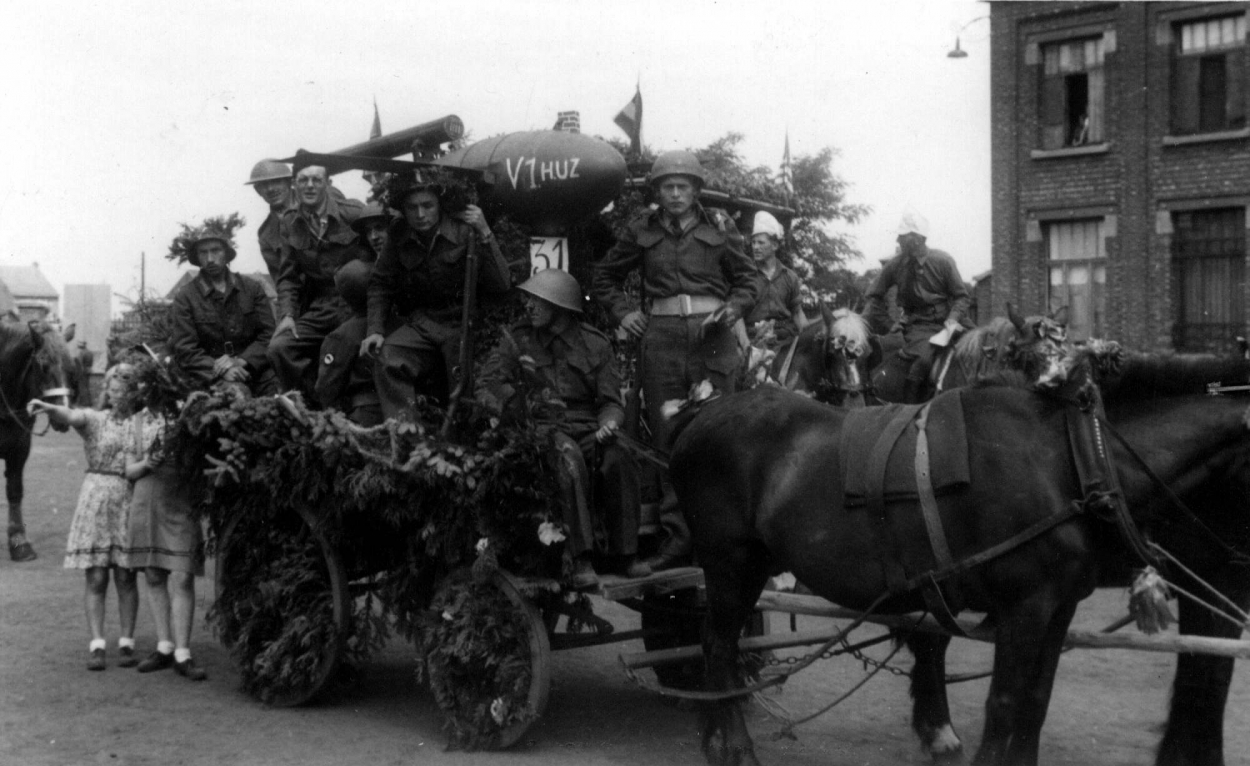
[9,538,37,562]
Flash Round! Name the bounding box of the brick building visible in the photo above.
[991,2,1250,353]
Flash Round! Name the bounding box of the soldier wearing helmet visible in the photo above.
[362,170,512,415]
[267,163,366,400]
[245,159,294,282]
[477,269,641,588]
[744,210,809,346]
[169,219,277,395]
[592,149,760,576]
[863,209,973,403]
[350,203,393,262]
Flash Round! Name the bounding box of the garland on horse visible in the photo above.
[669,345,1250,766]
[0,317,74,561]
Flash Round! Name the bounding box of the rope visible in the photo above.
[1149,543,1250,629]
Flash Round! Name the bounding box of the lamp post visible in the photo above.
[947,15,990,59]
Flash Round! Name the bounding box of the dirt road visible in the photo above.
[1,429,1247,765]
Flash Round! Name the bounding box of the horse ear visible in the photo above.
[819,302,835,327]
[1050,305,1069,326]
[26,321,43,349]
[63,323,76,343]
[1006,302,1027,334]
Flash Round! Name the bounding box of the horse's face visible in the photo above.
[19,321,74,430]
[775,308,872,406]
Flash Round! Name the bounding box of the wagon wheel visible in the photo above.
[640,589,769,691]
[424,568,551,750]
[212,503,350,707]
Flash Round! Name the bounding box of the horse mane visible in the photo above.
[0,317,73,379]
[950,317,1016,370]
[828,308,869,348]
[1100,352,1250,402]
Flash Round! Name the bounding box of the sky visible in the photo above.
[0,0,991,316]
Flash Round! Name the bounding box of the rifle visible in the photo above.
[440,232,480,439]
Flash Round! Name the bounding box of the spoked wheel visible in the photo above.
[212,503,350,707]
[423,568,551,750]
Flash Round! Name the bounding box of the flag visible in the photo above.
[370,98,382,140]
[614,84,643,157]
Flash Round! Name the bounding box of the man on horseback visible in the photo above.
[863,210,973,404]
[592,150,759,576]
[477,269,641,588]
[744,211,808,348]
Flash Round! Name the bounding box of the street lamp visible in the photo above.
[947,15,989,59]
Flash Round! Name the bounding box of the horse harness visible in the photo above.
[856,383,1162,638]
[0,343,68,437]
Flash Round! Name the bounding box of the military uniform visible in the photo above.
[368,215,512,417]
[592,203,759,450]
[170,271,277,394]
[268,191,365,397]
[477,318,640,559]
[315,316,381,427]
[746,264,805,345]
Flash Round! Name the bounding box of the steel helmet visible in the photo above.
[517,269,584,313]
[333,259,372,309]
[350,203,392,234]
[245,159,292,186]
[648,150,706,186]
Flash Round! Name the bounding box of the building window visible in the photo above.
[1040,37,1105,150]
[1171,208,1246,353]
[1046,219,1106,341]
[1172,15,1247,136]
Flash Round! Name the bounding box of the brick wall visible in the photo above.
[991,1,1250,352]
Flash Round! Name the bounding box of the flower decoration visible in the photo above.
[537,522,565,546]
[166,213,246,265]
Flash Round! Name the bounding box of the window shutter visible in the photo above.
[1173,55,1202,134]
[1088,67,1105,142]
[1227,47,1246,128]
[1040,72,1066,149]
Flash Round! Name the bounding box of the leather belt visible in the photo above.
[650,294,724,317]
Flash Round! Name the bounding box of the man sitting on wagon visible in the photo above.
[169,216,277,395]
[476,269,641,589]
[361,170,512,417]
[315,260,382,426]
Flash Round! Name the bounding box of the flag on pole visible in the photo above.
[370,98,382,140]
[614,83,643,157]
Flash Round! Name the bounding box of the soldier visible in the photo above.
[243,158,293,283]
[863,209,973,403]
[267,164,365,399]
[351,203,392,262]
[74,340,95,404]
[477,270,640,588]
[744,210,809,347]
[315,261,382,426]
[592,150,760,576]
[361,171,512,417]
[169,220,277,395]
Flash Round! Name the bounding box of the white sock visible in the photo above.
[156,640,174,655]
[89,638,106,652]
[117,637,135,650]
[173,648,191,663]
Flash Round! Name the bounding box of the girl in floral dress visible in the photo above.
[29,364,140,671]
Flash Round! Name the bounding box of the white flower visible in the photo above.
[475,537,490,554]
[537,522,565,546]
[490,697,507,725]
[441,610,454,622]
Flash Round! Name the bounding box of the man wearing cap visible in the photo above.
[244,159,294,283]
[744,211,809,346]
[351,203,391,262]
[268,164,365,399]
[477,269,640,589]
[592,150,759,576]
[170,221,277,395]
[863,210,972,403]
[315,260,382,426]
[362,171,512,415]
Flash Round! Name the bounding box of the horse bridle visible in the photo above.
[0,348,68,436]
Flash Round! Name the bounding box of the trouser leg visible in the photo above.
[374,324,439,420]
[552,433,595,557]
[268,301,345,398]
[595,442,641,557]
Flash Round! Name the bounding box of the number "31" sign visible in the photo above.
[529,237,569,274]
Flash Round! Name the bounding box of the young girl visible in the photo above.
[124,406,207,681]
[30,364,140,670]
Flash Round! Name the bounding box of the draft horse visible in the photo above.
[902,352,1250,766]
[670,366,1250,766]
[0,318,73,561]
